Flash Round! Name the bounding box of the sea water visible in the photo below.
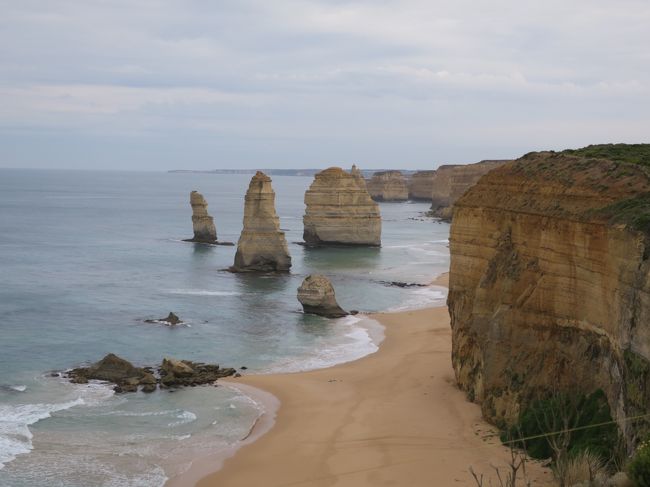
[0,169,450,486]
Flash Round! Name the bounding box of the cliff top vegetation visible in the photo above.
[560,143,650,169]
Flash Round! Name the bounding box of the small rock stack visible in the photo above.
[188,191,217,243]
[297,274,348,318]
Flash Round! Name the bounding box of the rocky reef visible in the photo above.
[447,145,650,449]
[187,191,218,243]
[231,171,292,272]
[408,170,437,201]
[367,170,409,201]
[297,274,348,318]
[67,353,236,393]
[303,167,381,246]
[430,160,508,220]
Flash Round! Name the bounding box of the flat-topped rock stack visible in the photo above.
[430,160,509,220]
[408,170,437,201]
[367,170,409,201]
[187,191,217,243]
[303,167,381,247]
[230,171,291,272]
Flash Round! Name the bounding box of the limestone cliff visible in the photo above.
[448,145,650,448]
[408,170,437,201]
[367,171,409,201]
[188,191,217,243]
[303,167,381,246]
[429,165,460,211]
[231,172,291,272]
[430,160,508,220]
[350,164,367,190]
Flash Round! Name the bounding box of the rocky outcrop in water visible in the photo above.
[431,160,508,220]
[367,171,409,201]
[297,274,348,318]
[187,191,217,243]
[447,145,650,449]
[303,167,381,246]
[408,170,437,201]
[66,354,237,393]
[145,312,182,326]
[230,171,291,272]
[350,164,367,190]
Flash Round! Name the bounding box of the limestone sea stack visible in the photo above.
[447,144,650,448]
[303,167,381,246]
[408,170,437,201]
[350,164,367,190]
[431,160,508,220]
[188,191,217,243]
[230,171,291,272]
[297,275,348,318]
[367,170,409,201]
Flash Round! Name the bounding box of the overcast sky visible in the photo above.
[1,0,649,171]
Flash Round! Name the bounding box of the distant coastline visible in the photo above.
[167,168,420,178]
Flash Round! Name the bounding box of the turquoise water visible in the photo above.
[0,169,450,486]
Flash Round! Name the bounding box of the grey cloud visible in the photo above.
[0,0,648,170]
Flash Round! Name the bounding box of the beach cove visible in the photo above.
[171,274,553,487]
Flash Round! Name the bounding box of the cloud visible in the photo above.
[0,0,648,169]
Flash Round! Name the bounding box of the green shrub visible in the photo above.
[561,143,650,169]
[504,390,619,463]
[628,440,650,486]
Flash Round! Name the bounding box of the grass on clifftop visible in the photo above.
[561,143,650,169]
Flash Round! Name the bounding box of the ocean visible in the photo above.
[0,168,450,486]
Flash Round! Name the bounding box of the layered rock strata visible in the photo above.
[367,170,409,201]
[188,191,217,243]
[429,165,460,211]
[303,167,381,246]
[350,164,367,190]
[408,170,437,201]
[447,148,650,449]
[431,160,508,220]
[297,274,348,318]
[231,172,291,272]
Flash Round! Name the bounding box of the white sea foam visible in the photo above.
[3,385,26,392]
[167,411,197,428]
[387,286,447,312]
[265,315,383,374]
[0,398,84,469]
[0,382,114,470]
[166,289,241,297]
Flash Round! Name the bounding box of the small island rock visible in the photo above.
[298,275,348,318]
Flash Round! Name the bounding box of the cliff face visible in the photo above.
[429,165,460,210]
[431,161,508,220]
[448,150,650,448]
[303,167,381,246]
[231,172,291,272]
[189,191,217,243]
[367,170,409,201]
[408,170,437,201]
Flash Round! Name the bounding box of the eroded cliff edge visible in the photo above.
[447,145,650,449]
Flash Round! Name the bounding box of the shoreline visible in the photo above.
[167,273,553,486]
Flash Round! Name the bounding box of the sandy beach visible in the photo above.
[174,275,553,486]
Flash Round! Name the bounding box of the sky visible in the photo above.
[0,0,649,171]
